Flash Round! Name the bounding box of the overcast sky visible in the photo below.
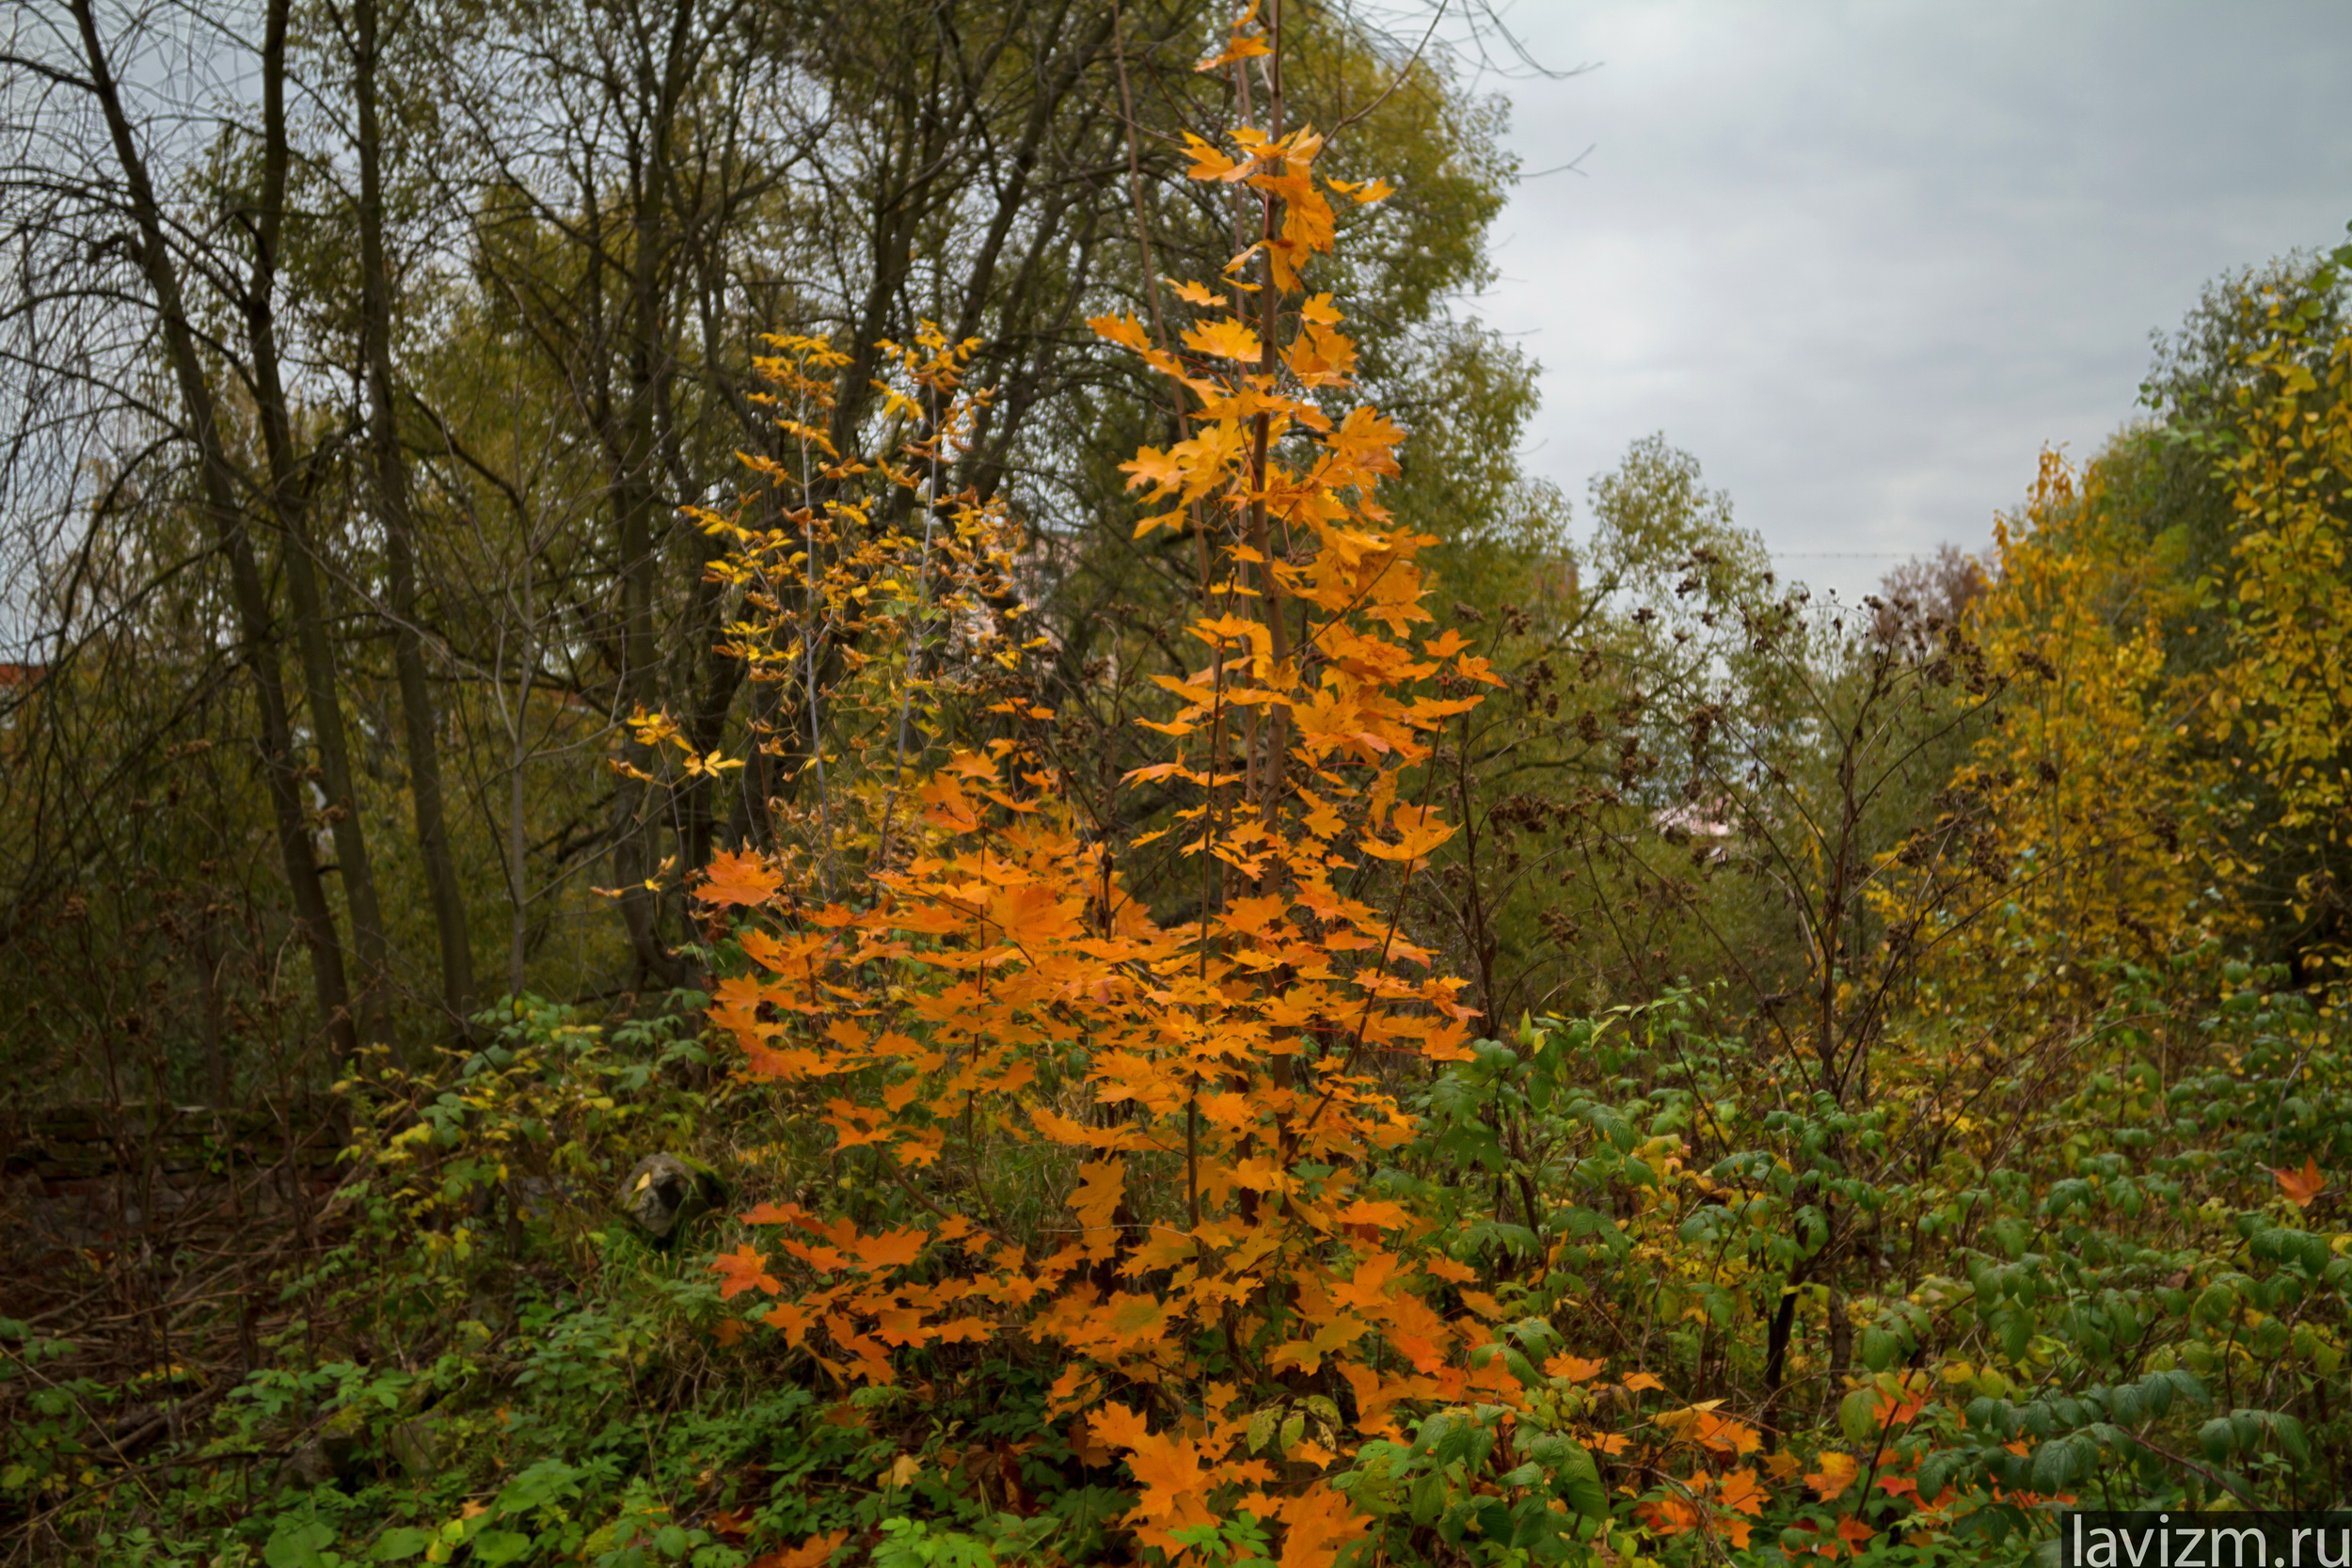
[1466,0,2352,601]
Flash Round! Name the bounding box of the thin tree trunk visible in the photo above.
[70,0,357,1057]
[609,0,699,991]
[1248,0,1292,822]
[356,0,475,1028]
[243,0,392,1041]
[488,536,535,1000]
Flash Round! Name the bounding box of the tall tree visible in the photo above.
[356,0,476,1027]
[62,0,359,1055]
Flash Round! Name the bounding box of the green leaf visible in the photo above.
[1838,1387,1882,1445]
[1552,1442,1608,1519]
[472,1530,533,1567]
[498,1459,587,1515]
[1999,1307,2036,1365]
[1916,1451,1961,1503]
[266,1523,337,1568]
[371,1529,433,1563]
[1407,1470,1447,1527]
[2193,1283,2236,1326]
[2029,1439,2076,1492]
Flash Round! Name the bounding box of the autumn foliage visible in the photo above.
[663,86,2352,1568]
[33,0,2352,1561]
[692,113,1597,1564]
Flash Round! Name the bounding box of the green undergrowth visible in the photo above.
[5,966,2350,1568]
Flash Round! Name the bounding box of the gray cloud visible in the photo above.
[1470,0,2352,599]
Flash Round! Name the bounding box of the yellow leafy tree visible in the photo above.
[1896,245,2352,1010]
[1885,449,2232,1028]
[2213,280,2352,969]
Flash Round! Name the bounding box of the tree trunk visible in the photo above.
[356,0,476,1029]
[607,0,701,991]
[70,0,357,1057]
[243,0,392,1042]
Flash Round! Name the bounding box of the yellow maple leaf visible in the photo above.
[1182,316,1263,362]
[1088,312,1152,353]
[1180,132,1244,182]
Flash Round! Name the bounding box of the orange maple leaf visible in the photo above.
[1805,1450,1861,1500]
[846,1227,929,1272]
[985,881,1080,945]
[1637,1495,1703,1535]
[1276,1485,1371,1568]
[711,1243,781,1301]
[2274,1156,2328,1209]
[1090,1404,1216,1545]
[1714,1467,1767,1516]
[1069,1160,1126,1260]
[1872,1378,1932,1428]
[1358,803,1455,863]
[749,1530,846,1568]
[696,847,783,908]
[1658,1404,1762,1458]
[1543,1353,1605,1383]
